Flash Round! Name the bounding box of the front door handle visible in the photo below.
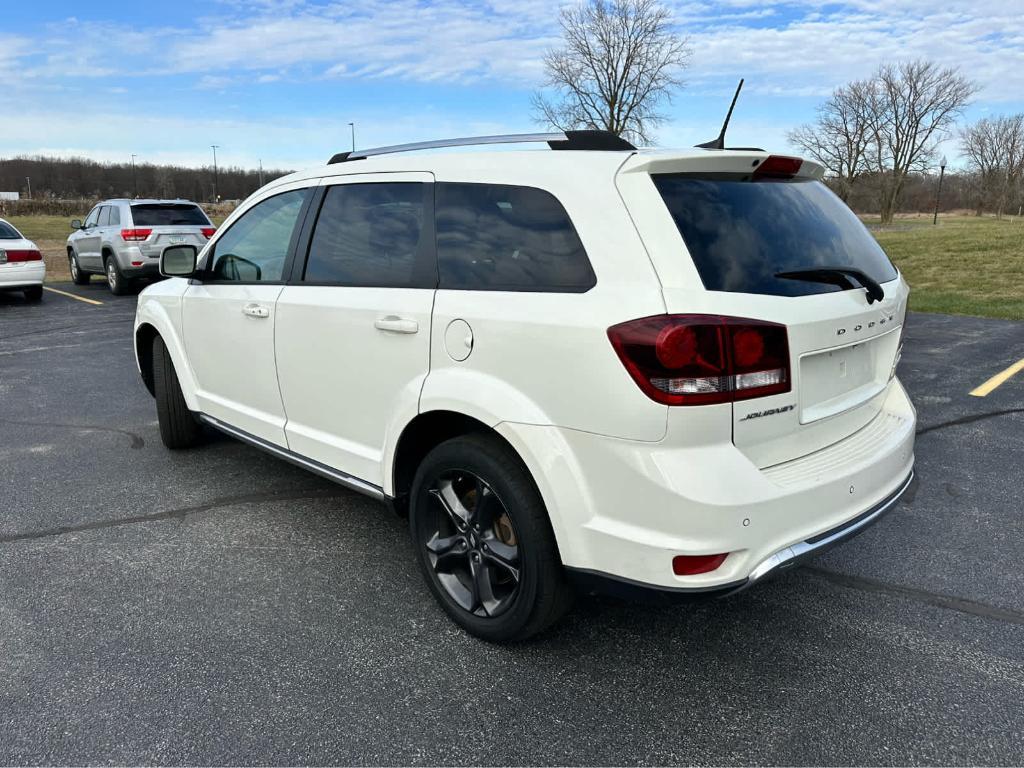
[374,315,419,334]
[242,303,270,319]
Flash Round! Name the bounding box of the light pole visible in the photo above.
[131,154,138,198]
[348,122,355,152]
[211,145,220,202]
[933,155,947,225]
[258,158,264,188]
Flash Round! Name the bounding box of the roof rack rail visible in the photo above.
[327,130,635,164]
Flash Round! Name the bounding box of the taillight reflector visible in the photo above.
[753,155,803,179]
[120,228,152,241]
[673,553,728,576]
[3,249,43,262]
[201,227,216,239]
[607,314,791,406]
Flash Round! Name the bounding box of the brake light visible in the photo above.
[607,314,790,406]
[673,553,728,576]
[753,155,803,179]
[120,228,152,241]
[201,227,216,239]
[3,249,43,262]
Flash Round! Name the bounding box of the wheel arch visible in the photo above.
[135,322,158,396]
[133,299,199,410]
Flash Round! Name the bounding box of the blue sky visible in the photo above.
[2,0,1022,171]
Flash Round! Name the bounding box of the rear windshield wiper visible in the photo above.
[774,267,885,304]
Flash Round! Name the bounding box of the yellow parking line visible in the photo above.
[43,286,104,306]
[970,358,1024,397]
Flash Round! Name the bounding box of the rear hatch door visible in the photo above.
[128,203,213,258]
[627,154,908,467]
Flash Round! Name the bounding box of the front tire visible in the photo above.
[153,335,203,449]
[105,254,130,295]
[409,434,572,642]
[23,285,43,302]
[69,251,89,285]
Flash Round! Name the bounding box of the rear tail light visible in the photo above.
[201,227,216,239]
[120,228,152,241]
[753,155,803,179]
[673,553,728,576]
[3,249,43,262]
[607,314,791,406]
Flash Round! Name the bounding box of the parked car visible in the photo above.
[0,218,45,301]
[67,199,215,295]
[134,131,916,641]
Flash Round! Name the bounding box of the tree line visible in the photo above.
[0,156,291,204]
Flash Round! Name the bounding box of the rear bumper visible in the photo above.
[498,378,916,594]
[0,261,46,288]
[568,469,914,602]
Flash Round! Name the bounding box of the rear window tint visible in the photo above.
[130,204,209,227]
[0,221,21,239]
[436,182,595,292]
[303,183,432,288]
[653,175,898,297]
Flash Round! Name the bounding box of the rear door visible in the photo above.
[622,157,907,467]
[181,186,313,445]
[274,173,435,485]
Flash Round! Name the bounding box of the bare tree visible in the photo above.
[960,114,1024,218]
[863,61,977,224]
[788,80,873,202]
[532,0,690,144]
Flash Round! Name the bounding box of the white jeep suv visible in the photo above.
[134,131,915,641]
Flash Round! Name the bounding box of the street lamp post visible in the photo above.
[258,158,264,188]
[348,122,355,152]
[131,154,138,198]
[933,155,948,225]
[211,145,220,202]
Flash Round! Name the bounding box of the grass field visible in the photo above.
[5,212,1022,321]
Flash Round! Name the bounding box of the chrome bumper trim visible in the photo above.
[731,469,915,594]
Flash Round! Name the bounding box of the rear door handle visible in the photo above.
[374,316,419,334]
[242,303,270,319]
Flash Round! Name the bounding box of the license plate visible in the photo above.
[169,236,184,244]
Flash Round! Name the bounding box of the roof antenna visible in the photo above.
[696,78,744,150]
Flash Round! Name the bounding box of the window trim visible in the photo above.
[434,181,597,294]
[194,187,316,286]
[290,177,438,290]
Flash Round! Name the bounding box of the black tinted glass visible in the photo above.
[436,183,595,292]
[0,222,20,239]
[130,204,209,226]
[304,183,430,288]
[653,175,898,297]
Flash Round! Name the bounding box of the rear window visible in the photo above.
[653,175,898,297]
[129,203,210,227]
[436,182,595,292]
[0,221,21,239]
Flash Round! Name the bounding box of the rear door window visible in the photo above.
[303,183,432,288]
[435,182,595,292]
[98,206,112,227]
[653,175,898,297]
[130,204,210,227]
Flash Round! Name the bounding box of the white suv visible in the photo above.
[134,131,916,641]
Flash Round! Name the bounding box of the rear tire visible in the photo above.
[409,434,572,642]
[69,251,89,285]
[23,285,43,302]
[105,254,130,295]
[153,335,203,449]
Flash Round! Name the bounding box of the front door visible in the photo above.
[77,206,103,270]
[275,174,435,485]
[181,186,313,446]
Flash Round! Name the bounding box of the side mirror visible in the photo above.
[70,219,82,230]
[160,244,199,278]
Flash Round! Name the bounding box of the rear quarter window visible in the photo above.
[436,182,595,292]
[653,175,898,297]
[130,204,210,227]
[0,221,21,239]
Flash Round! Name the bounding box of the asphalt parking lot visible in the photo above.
[1,282,1023,766]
